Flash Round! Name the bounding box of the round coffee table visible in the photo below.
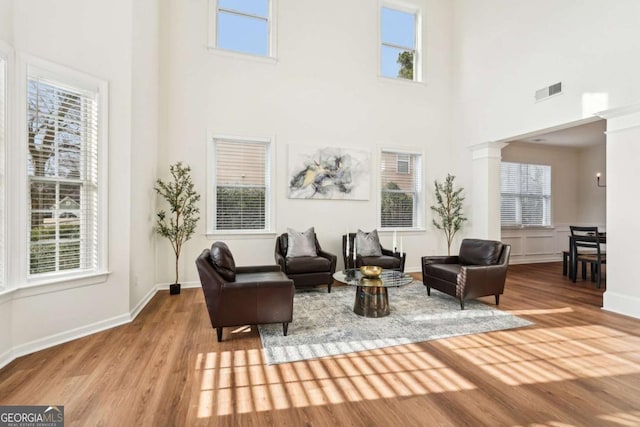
[333,269,416,318]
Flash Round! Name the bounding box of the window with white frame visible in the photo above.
[27,67,104,277]
[500,162,551,227]
[213,0,272,57]
[0,56,6,288]
[211,137,271,232]
[380,5,419,81]
[381,150,422,228]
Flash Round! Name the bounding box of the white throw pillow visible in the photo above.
[356,229,383,257]
[286,227,318,257]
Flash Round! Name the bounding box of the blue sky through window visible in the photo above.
[215,1,417,73]
[217,0,269,56]
[381,7,416,79]
[219,0,268,17]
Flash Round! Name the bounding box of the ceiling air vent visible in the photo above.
[535,82,563,102]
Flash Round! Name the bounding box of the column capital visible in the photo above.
[468,141,509,160]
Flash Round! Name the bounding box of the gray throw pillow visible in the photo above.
[286,227,318,257]
[356,229,382,257]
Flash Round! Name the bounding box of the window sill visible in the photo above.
[3,271,112,300]
[207,230,277,239]
[377,75,425,87]
[501,225,555,230]
[378,227,426,233]
[206,46,278,65]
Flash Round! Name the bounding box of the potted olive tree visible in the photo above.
[154,162,201,295]
[431,174,467,256]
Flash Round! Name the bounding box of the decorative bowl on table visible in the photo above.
[359,265,382,278]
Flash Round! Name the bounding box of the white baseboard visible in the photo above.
[0,280,204,371]
[509,255,562,265]
[603,291,640,320]
[130,285,160,320]
[156,281,200,291]
[9,313,131,365]
[0,348,14,371]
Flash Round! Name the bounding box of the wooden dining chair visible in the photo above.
[570,226,606,288]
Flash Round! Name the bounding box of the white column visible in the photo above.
[598,103,640,319]
[469,142,508,240]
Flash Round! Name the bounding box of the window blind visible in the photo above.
[27,75,99,276]
[214,139,269,230]
[500,162,551,227]
[381,150,421,228]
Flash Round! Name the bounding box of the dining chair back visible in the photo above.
[569,226,606,288]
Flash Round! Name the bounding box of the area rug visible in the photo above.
[258,283,533,364]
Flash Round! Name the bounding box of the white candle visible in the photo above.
[345,228,350,267]
[400,237,403,255]
[353,238,357,263]
[393,229,398,253]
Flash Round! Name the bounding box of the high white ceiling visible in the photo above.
[512,120,606,148]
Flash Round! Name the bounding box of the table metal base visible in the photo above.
[353,286,389,317]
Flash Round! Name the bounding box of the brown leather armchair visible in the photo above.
[196,242,294,342]
[342,233,406,271]
[275,233,337,292]
[421,238,511,309]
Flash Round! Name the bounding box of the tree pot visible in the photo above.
[169,283,181,295]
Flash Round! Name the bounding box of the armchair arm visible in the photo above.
[381,247,395,257]
[274,250,287,272]
[220,279,292,292]
[236,265,282,274]
[422,255,460,281]
[422,256,460,265]
[458,264,508,298]
[318,249,338,274]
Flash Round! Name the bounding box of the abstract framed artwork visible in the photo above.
[287,145,370,200]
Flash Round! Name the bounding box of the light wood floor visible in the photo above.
[1,263,639,426]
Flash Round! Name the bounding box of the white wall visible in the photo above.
[577,143,606,224]
[453,0,640,237]
[157,0,457,280]
[1,0,136,362]
[603,106,640,318]
[130,0,160,311]
[0,0,12,42]
[453,0,640,317]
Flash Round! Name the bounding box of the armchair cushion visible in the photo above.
[459,239,504,266]
[356,229,383,256]
[361,255,401,270]
[286,256,331,274]
[210,241,236,281]
[286,227,318,257]
[425,263,461,283]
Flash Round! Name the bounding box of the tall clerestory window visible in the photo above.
[380,5,420,81]
[212,0,273,57]
[27,66,105,278]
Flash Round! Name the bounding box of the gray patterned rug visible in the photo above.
[258,282,533,364]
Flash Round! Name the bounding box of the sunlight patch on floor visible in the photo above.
[438,325,640,386]
[195,344,477,417]
[597,411,640,426]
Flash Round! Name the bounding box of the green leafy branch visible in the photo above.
[431,174,467,255]
[154,162,201,284]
